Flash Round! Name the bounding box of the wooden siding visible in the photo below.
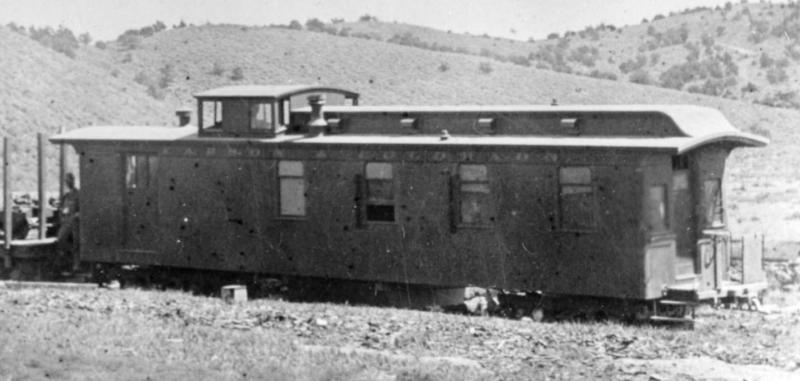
[75,140,661,299]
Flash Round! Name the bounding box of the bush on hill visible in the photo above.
[118,34,142,50]
[94,41,106,50]
[24,25,80,58]
[618,55,646,74]
[231,67,245,81]
[210,62,225,76]
[569,45,599,67]
[629,69,653,85]
[158,63,175,88]
[587,70,618,81]
[766,66,788,84]
[748,19,771,43]
[478,62,493,74]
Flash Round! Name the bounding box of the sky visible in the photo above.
[1,0,747,41]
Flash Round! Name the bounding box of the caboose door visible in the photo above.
[122,154,160,252]
[672,170,696,279]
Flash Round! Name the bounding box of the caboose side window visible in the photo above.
[125,154,158,189]
[281,99,291,126]
[559,167,594,230]
[365,162,395,222]
[200,101,223,130]
[458,164,493,226]
[278,161,306,217]
[251,102,273,130]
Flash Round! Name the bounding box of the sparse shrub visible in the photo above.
[766,66,788,84]
[650,52,660,66]
[305,18,324,31]
[700,32,715,48]
[338,27,351,37]
[749,19,771,43]
[359,14,378,22]
[588,70,618,80]
[94,40,106,49]
[629,69,653,85]
[478,62,493,74]
[505,55,530,66]
[785,44,800,60]
[158,63,175,88]
[122,53,132,63]
[288,20,302,30]
[6,22,26,34]
[79,32,91,45]
[133,71,149,85]
[110,69,119,78]
[569,45,599,67]
[438,62,450,72]
[741,82,759,93]
[653,14,665,20]
[687,78,727,96]
[717,26,726,37]
[210,62,225,76]
[546,32,559,40]
[26,25,80,58]
[118,33,142,50]
[760,52,774,69]
[619,54,647,74]
[231,67,244,81]
[146,84,165,100]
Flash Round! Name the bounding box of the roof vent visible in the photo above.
[307,94,327,136]
[175,107,192,127]
[560,117,579,129]
[400,117,418,130]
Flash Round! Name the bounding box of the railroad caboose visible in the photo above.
[51,85,768,312]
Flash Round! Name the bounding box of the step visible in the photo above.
[649,315,695,325]
[659,299,700,306]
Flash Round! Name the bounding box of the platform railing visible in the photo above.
[725,233,766,285]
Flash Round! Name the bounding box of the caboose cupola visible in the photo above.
[193,85,359,138]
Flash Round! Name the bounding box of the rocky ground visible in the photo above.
[0,281,799,381]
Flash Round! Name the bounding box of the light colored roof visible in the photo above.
[194,85,359,99]
[50,126,767,154]
[305,104,747,140]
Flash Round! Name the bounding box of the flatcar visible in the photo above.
[48,84,769,320]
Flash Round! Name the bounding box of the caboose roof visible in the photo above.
[50,124,767,154]
[194,85,359,99]
[300,104,749,141]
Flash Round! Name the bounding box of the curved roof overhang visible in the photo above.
[193,85,359,101]
[676,131,769,154]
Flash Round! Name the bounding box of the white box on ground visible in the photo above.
[221,285,248,303]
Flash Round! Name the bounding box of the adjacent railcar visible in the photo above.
[51,85,769,307]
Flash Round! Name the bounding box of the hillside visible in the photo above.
[0,27,174,190]
[331,2,800,108]
[2,21,799,243]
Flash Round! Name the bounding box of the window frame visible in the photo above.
[557,166,596,232]
[456,164,494,228]
[703,178,724,228]
[276,160,307,219]
[645,184,670,233]
[198,100,224,133]
[124,153,159,190]
[250,101,274,131]
[364,162,396,223]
